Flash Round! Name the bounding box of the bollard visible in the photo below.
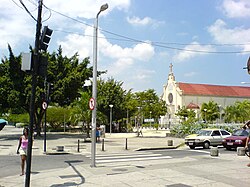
[167,140,173,146]
[237,147,245,156]
[56,146,64,152]
[210,147,219,156]
[102,139,105,151]
[77,139,80,152]
[125,138,128,150]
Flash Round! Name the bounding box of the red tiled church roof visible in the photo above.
[178,82,250,98]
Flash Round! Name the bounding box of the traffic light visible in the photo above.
[40,26,53,51]
[38,55,48,77]
[48,83,54,95]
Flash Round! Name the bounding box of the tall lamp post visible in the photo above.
[150,111,152,128]
[91,3,108,168]
[109,104,113,135]
[204,108,207,123]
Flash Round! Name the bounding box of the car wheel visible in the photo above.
[189,145,195,149]
[203,141,210,149]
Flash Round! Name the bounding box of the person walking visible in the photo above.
[245,126,250,167]
[17,127,29,176]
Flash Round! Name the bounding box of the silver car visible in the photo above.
[185,128,231,149]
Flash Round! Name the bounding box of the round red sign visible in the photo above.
[89,97,95,110]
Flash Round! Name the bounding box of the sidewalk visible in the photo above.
[0,126,250,187]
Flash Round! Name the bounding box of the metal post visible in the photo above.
[125,138,128,150]
[102,139,105,151]
[109,104,113,135]
[90,3,108,168]
[25,0,43,186]
[43,78,47,153]
[77,139,80,152]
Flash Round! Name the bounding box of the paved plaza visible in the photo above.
[0,125,249,187]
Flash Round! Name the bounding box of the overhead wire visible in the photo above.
[14,2,250,54]
[19,0,37,21]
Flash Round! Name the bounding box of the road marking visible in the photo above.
[86,153,172,163]
[96,156,172,163]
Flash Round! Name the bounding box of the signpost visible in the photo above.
[89,97,95,110]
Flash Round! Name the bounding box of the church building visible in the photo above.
[160,63,250,127]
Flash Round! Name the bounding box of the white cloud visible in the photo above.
[134,69,156,81]
[173,42,215,62]
[222,0,250,18]
[45,0,130,19]
[57,26,93,59]
[127,16,164,28]
[0,0,35,50]
[107,58,134,75]
[101,40,155,61]
[127,16,153,26]
[0,0,131,56]
[208,19,250,52]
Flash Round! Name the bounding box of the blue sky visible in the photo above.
[1,0,250,95]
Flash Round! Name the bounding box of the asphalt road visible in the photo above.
[0,146,237,178]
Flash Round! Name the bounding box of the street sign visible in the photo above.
[42,102,47,110]
[89,97,95,110]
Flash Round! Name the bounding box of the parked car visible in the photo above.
[185,128,231,149]
[222,128,250,150]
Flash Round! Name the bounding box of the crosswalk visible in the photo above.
[86,152,172,164]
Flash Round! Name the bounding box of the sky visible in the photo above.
[1,0,250,95]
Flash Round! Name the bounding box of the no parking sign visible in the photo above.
[42,101,47,110]
[89,97,95,110]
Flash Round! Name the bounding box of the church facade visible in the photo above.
[160,63,250,127]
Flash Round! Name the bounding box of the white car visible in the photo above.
[185,128,231,149]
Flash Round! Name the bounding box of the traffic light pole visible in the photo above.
[25,0,43,186]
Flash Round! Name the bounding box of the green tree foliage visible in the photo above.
[0,45,30,114]
[224,100,250,123]
[47,46,92,106]
[201,101,219,123]
[46,107,71,130]
[0,45,93,134]
[134,89,167,123]
[97,78,127,123]
[175,107,196,121]
[70,91,92,137]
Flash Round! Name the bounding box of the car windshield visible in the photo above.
[232,129,250,136]
[197,130,212,136]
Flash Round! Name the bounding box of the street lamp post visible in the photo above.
[109,104,113,135]
[91,3,108,168]
[150,111,152,128]
[204,108,207,123]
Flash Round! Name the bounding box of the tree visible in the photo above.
[70,91,92,137]
[224,100,250,123]
[175,107,196,121]
[97,78,127,131]
[134,89,167,124]
[0,45,93,135]
[201,101,220,123]
[0,45,30,114]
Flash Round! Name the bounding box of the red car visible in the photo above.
[222,128,250,150]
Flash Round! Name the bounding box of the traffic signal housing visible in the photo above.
[40,26,53,51]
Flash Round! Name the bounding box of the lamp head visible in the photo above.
[100,3,108,12]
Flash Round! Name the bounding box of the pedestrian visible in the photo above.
[17,127,29,176]
[96,126,100,142]
[245,128,250,167]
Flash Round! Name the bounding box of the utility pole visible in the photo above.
[25,0,43,186]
